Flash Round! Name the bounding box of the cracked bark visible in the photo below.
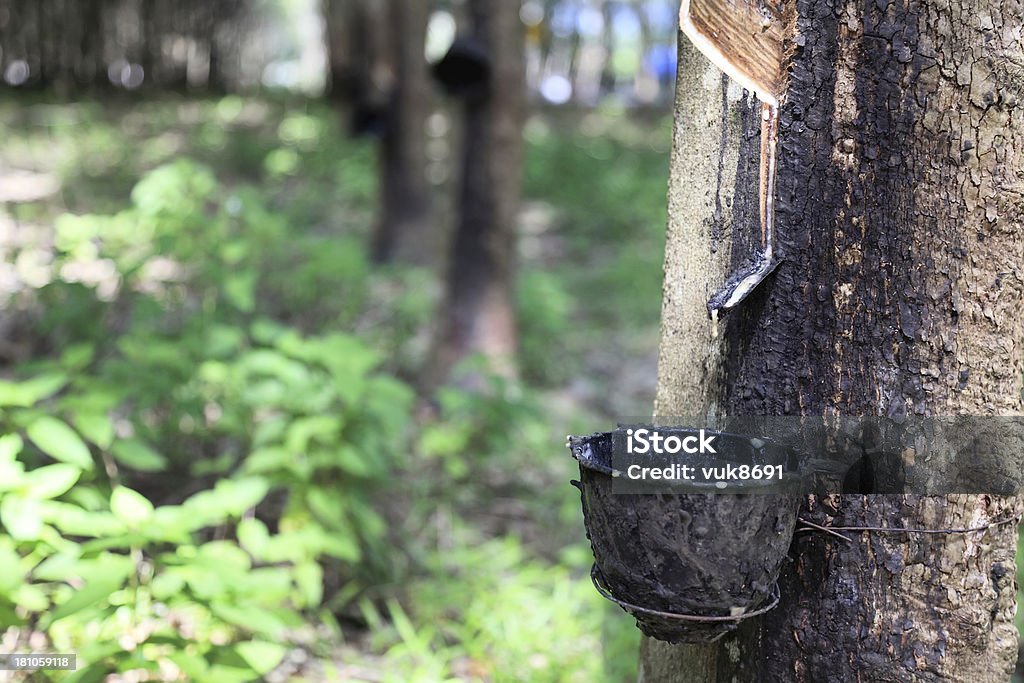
[644,0,1024,678]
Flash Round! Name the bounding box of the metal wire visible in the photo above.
[590,565,781,623]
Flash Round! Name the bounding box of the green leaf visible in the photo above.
[111,439,167,472]
[150,568,186,600]
[39,501,125,537]
[26,417,94,470]
[261,526,359,563]
[201,663,255,683]
[1,496,43,540]
[150,504,207,535]
[242,446,290,474]
[243,567,292,595]
[284,416,339,454]
[293,561,323,608]
[237,518,269,557]
[33,551,84,581]
[11,584,48,612]
[60,343,95,369]
[0,434,23,462]
[197,540,252,571]
[111,487,154,523]
[73,411,114,450]
[234,640,286,676]
[0,460,25,492]
[184,477,269,521]
[0,539,25,593]
[419,423,471,458]
[0,373,67,407]
[165,651,209,680]
[225,271,257,313]
[21,464,81,499]
[46,556,133,624]
[336,446,371,477]
[19,373,69,403]
[210,603,287,638]
[307,487,344,524]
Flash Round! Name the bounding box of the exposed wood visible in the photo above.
[679,0,794,106]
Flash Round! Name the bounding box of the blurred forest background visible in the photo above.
[0,1,1018,682]
[0,0,674,681]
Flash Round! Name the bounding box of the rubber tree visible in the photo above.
[639,0,1024,679]
[322,0,387,127]
[322,0,431,263]
[431,0,525,383]
[371,0,431,264]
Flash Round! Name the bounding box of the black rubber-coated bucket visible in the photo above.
[568,430,801,643]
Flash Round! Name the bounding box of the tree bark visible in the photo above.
[371,0,431,264]
[322,0,357,101]
[641,0,1024,677]
[431,0,525,383]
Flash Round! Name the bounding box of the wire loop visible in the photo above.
[590,565,780,623]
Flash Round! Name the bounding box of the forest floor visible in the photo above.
[0,94,672,682]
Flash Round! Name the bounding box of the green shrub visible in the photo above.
[350,533,640,683]
[0,158,413,680]
[518,270,573,386]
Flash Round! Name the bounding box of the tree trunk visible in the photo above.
[430,0,524,384]
[641,0,1024,677]
[371,0,431,264]
[322,0,356,101]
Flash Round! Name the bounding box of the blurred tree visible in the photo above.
[430,0,525,384]
[372,0,431,263]
[0,0,250,91]
[642,0,1024,680]
[323,0,381,117]
[322,0,430,263]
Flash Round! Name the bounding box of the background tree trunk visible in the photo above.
[431,0,525,383]
[641,0,1024,677]
[323,0,358,102]
[371,0,431,264]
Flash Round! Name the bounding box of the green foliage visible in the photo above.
[0,99,678,681]
[350,533,640,683]
[518,270,574,385]
[523,114,671,331]
[0,152,412,680]
[418,372,548,485]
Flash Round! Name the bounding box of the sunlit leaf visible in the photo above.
[0,539,24,593]
[0,434,23,462]
[1,496,43,540]
[293,562,323,608]
[237,518,269,557]
[110,486,154,523]
[73,411,114,450]
[26,416,94,470]
[39,501,125,537]
[234,640,287,676]
[21,464,81,499]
